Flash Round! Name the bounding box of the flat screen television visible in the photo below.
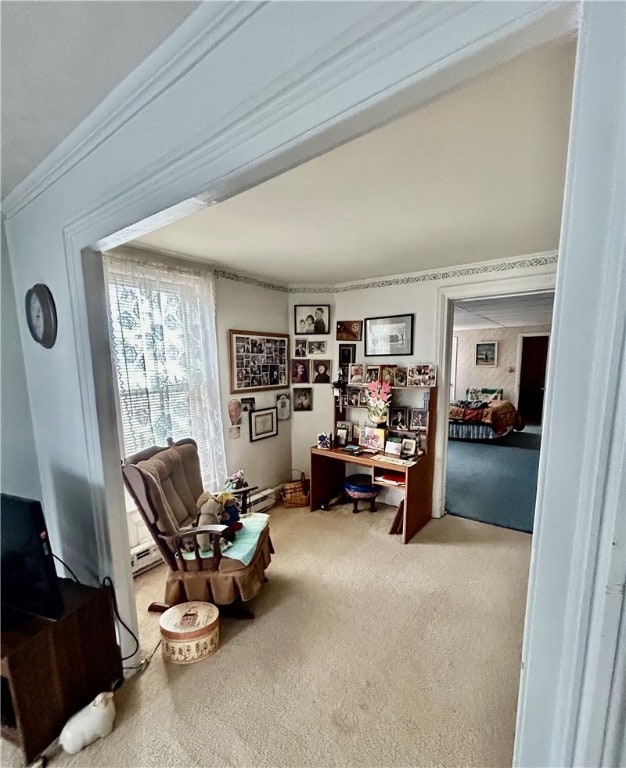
[1,493,64,621]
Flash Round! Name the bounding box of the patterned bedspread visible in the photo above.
[449,399,525,436]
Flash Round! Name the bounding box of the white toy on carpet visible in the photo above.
[59,691,116,754]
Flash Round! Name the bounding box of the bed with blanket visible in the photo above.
[449,387,525,440]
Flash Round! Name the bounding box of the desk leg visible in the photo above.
[310,453,346,510]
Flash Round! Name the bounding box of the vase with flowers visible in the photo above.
[365,380,392,425]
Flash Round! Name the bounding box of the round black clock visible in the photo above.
[25,283,57,348]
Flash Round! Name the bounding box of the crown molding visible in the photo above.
[2,2,261,218]
[287,251,558,294]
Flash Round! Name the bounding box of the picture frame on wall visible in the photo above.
[294,304,330,335]
[364,313,414,356]
[293,387,313,411]
[336,320,363,341]
[475,341,498,367]
[229,329,289,393]
[338,343,356,365]
[249,407,278,442]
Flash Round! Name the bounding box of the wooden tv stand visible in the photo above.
[1,579,123,764]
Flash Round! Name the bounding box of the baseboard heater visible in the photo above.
[130,541,163,576]
[248,487,280,514]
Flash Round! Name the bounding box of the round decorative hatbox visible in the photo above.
[159,601,220,665]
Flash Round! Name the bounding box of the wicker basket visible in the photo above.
[282,470,310,508]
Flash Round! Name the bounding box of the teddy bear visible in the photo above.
[194,491,235,551]
[217,491,243,531]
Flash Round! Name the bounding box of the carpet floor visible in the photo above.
[445,428,541,533]
[1,503,532,768]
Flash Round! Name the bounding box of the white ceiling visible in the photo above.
[453,292,555,331]
[0,1,200,198]
[133,38,575,286]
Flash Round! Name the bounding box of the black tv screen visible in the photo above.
[1,493,64,620]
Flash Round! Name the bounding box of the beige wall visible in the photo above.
[453,324,551,403]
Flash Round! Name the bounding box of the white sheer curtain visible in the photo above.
[103,251,227,490]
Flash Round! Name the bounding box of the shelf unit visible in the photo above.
[314,385,438,542]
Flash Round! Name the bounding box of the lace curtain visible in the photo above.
[103,252,227,490]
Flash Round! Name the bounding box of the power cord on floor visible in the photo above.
[101,575,140,662]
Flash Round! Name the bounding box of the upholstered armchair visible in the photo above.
[122,438,273,618]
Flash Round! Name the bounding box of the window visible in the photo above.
[103,252,226,490]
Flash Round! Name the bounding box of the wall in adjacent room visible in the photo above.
[453,324,551,402]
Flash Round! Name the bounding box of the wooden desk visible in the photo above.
[310,447,434,543]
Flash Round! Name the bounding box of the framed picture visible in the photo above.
[240,397,256,412]
[294,304,330,335]
[338,343,356,365]
[311,359,332,383]
[358,388,369,406]
[380,365,395,384]
[294,338,307,357]
[364,313,414,356]
[229,329,289,393]
[336,320,363,341]
[291,359,310,384]
[348,363,364,384]
[249,407,278,442]
[359,426,386,452]
[475,341,498,367]
[307,340,327,356]
[409,407,428,430]
[365,365,380,383]
[293,387,313,411]
[407,364,437,387]
[394,366,407,387]
[401,437,417,456]
[389,406,408,430]
[384,439,402,456]
[347,388,361,407]
[336,420,353,442]
[335,427,349,447]
[276,392,291,420]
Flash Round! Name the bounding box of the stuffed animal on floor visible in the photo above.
[195,491,235,550]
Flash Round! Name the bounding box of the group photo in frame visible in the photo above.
[364,313,414,356]
[249,407,278,442]
[475,341,498,367]
[230,329,289,393]
[294,304,330,335]
[407,364,437,387]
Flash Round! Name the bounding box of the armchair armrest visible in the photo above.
[159,525,229,568]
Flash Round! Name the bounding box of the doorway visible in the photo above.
[438,289,554,533]
[516,334,550,425]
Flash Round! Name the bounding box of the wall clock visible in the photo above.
[25,283,58,348]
